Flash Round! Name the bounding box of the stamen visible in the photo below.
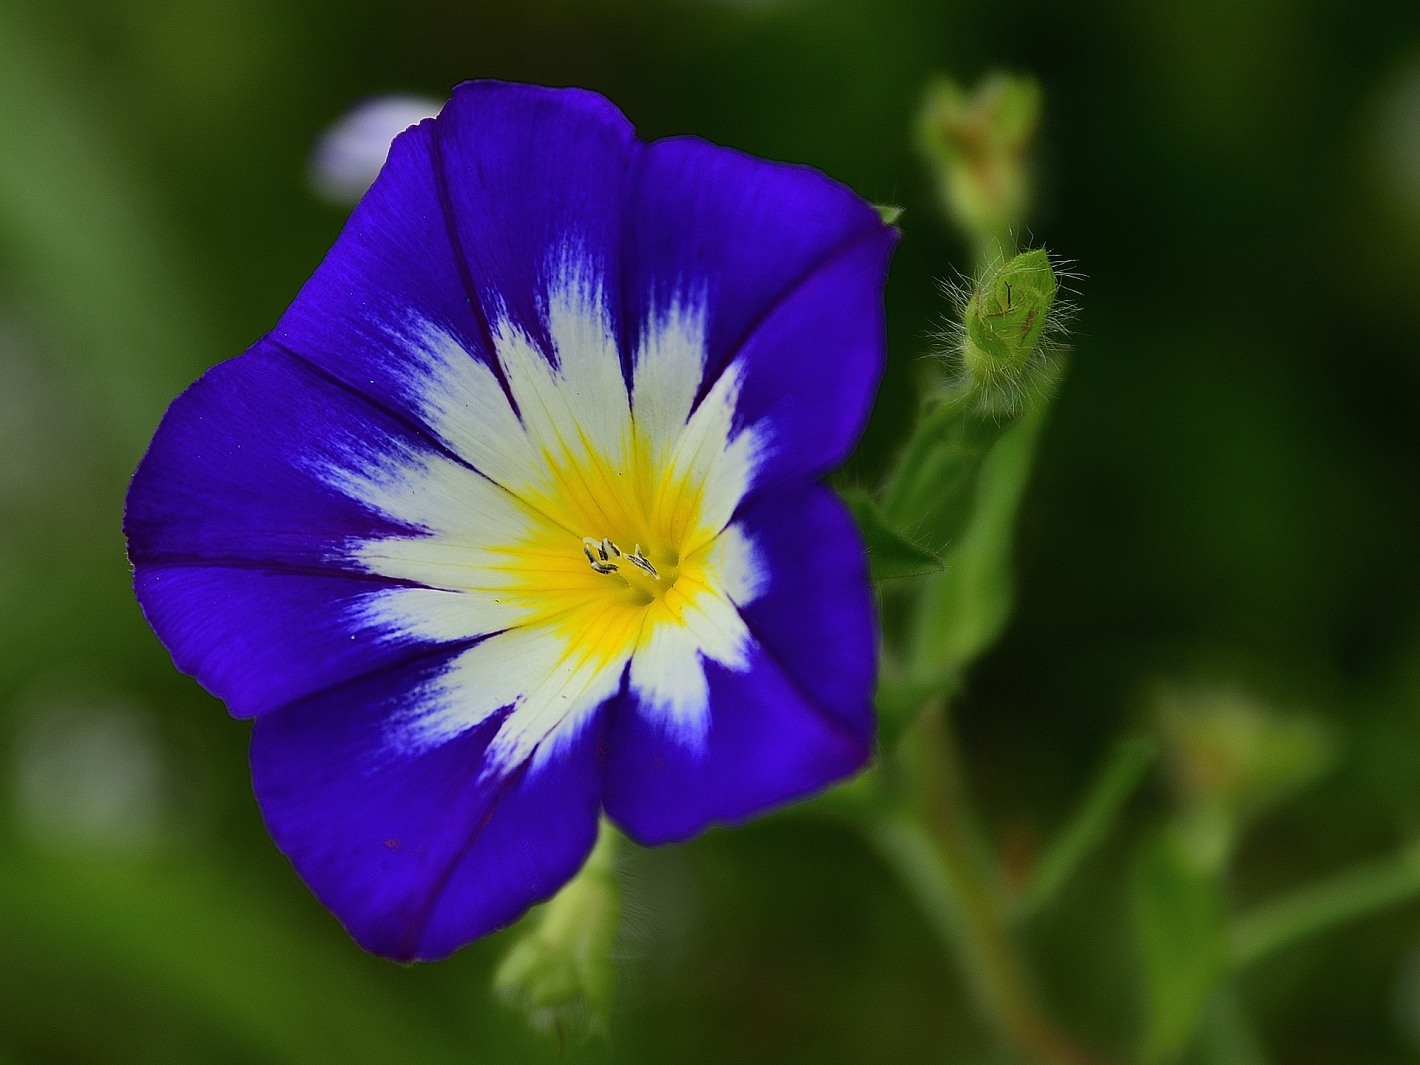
[581,536,658,580]
[626,544,659,580]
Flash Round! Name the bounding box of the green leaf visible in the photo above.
[880,393,1021,559]
[875,671,955,751]
[1133,829,1230,1064]
[873,202,904,225]
[907,403,1048,681]
[841,489,943,582]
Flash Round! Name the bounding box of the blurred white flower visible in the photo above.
[12,691,171,854]
[309,94,443,204]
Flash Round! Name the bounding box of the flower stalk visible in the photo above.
[866,705,1114,1065]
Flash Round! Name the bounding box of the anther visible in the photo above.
[626,544,659,580]
[583,536,658,580]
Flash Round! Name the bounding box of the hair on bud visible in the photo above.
[931,247,1077,415]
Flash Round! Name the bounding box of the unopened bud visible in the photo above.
[1154,683,1334,870]
[494,820,621,1033]
[957,248,1061,407]
[917,73,1041,259]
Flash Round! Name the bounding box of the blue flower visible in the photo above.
[125,82,896,961]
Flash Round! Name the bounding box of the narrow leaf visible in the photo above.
[841,489,943,582]
[880,392,1020,558]
[908,403,1049,681]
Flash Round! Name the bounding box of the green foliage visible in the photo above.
[1230,839,1420,968]
[906,405,1050,683]
[841,489,942,582]
[880,395,1021,559]
[1132,829,1230,1065]
[2,0,1419,1060]
[873,203,905,225]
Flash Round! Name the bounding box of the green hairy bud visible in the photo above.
[944,248,1064,412]
[917,72,1041,258]
[494,821,621,1034]
[962,249,1056,385]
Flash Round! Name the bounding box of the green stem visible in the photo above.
[1230,841,1420,968]
[1016,736,1157,919]
[863,705,1114,1065]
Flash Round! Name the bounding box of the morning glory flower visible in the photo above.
[125,81,896,961]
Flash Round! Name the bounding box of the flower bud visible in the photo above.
[493,821,621,1032]
[1154,683,1334,871]
[957,248,1061,406]
[916,73,1041,259]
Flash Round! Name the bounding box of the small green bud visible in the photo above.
[1154,683,1335,871]
[494,820,621,1033]
[948,248,1063,411]
[963,249,1056,382]
[916,73,1041,259]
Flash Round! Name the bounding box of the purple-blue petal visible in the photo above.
[273,114,499,434]
[125,336,427,569]
[733,483,878,743]
[623,136,895,483]
[729,229,896,486]
[134,565,456,720]
[602,483,876,845]
[124,337,476,718]
[251,649,607,961]
[601,642,871,846]
[433,81,638,368]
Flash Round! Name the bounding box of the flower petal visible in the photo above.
[133,566,484,720]
[433,81,637,374]
[725,229,896,487]
[276,117,507,459]
[125,338,534,717]
[125,338,419,570]
[730,482,877,739]
[602,642,870,846]
[625,137,896,484]
[251,645,607,962]
[603,482,875,843]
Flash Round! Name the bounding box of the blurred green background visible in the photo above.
[3,0,1420,1061]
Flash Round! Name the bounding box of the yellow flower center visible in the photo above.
[581,537,680,605]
